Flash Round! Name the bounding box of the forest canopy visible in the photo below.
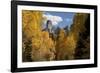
[22,10,90,62]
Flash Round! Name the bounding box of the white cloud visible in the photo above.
[43,14,63,26]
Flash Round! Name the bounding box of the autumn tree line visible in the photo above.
[22,10,90,62]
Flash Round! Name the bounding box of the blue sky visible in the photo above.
[43,11,75,29]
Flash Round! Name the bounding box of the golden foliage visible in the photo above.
[56,13,90,60]
[31,31,55,61]
[56,30,76,60]
[22,10,42,39]
[22,10,55,61]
